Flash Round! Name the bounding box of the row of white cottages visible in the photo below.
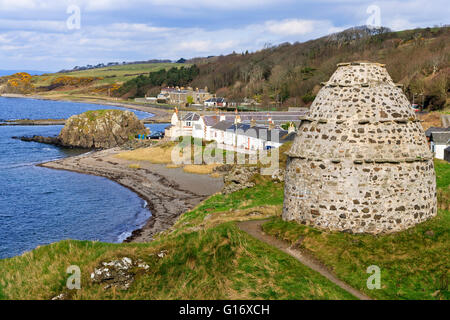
[165,110,307,151]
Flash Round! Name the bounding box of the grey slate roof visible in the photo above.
[203,115,220,126]
[211,120,234,131]
[222,122,292,143]
[205,97,226,103]
[430,132,450,144]
[182,112,200,121]
[425,126,450,138]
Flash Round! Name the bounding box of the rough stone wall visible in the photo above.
[283,62,437,234]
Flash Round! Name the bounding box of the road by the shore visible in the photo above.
[0,93,173,123]
[39,148,224,242]
[1,118,168,126]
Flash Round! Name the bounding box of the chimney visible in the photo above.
[269,120,275,130]
[288,122,296,133]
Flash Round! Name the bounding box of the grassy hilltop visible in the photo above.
[0,141,448,300]
[33,63,177,87]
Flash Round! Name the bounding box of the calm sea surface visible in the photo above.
[0,97,168,259]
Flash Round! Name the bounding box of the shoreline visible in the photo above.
[2,94,219,246]
[39,148,224,243]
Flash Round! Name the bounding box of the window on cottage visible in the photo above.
[186,121,191,126]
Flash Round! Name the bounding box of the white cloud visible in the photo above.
[330,0,450,31]
[0,18,66,32]
[179,40,211,52]
[109,23,170,33]
[388,18,415,31]
[0,0,290,12]
[0,16,339,70]
[0,0,447,70]
[265,19,316,36]
[84,0,291,11]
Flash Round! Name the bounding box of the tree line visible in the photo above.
[117,25,449,110]
[117,65,200,97]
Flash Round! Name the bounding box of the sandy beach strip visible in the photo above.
[39,148,224,242]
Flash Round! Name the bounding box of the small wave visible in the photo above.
[117,231,132,243]
[0,162,39,169]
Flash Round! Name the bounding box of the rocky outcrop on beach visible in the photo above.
[222,166,259,194]
[58,109,148,149]
[14,135,61,145]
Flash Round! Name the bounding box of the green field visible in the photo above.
[32,63,185,87]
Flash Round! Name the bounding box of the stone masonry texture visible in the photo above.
[283,62,437,234]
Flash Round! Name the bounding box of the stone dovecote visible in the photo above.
[283,62,437,234]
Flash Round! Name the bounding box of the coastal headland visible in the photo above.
[39,147,224,242]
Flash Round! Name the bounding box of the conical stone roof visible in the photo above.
[283,62,437,234]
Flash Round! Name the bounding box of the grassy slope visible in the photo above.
[435,159,450,189]
[262,160,450,300]
[0,181,353,300]
[0,157,448,300]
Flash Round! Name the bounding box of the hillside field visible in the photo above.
[32,63,182,87]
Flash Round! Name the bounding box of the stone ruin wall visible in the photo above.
[283,62,437,234]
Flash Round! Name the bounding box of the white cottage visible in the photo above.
[430,132,450,160]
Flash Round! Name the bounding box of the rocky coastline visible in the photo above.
[39,148,224,242]
[13,135,63,146]
[6,95,223,244]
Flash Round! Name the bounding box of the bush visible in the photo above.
[301,93,316,103]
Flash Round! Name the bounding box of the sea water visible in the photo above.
[0,97,168,258]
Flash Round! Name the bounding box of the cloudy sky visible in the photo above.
[0,0,448,71]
